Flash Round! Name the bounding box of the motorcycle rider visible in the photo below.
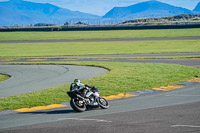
[70,79,84,91]
[70,79,98,105]
[70,79,95,92]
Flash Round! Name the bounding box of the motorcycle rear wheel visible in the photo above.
[70,98,86,112]
[99,97,109,109]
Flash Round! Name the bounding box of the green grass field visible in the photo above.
[0,61,199,111]
[0,74,9,82]
[0,28,200,41]
[0,40,200,57]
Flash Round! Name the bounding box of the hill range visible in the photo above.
[0,0,200,26]
[0,0,99,26]
[103,1,199,19]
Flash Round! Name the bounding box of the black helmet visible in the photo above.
[74,79,80,84]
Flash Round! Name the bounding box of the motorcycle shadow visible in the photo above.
[21,109,75,114]
[85,106,103,111]
[21,106,102,115]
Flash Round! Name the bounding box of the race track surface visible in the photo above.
[0,36,200,43]
[0,65,108,98]
[2,103,200,133]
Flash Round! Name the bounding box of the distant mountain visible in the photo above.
[193,2,200,12]
[0,0,99,26]
[103,0,194,20]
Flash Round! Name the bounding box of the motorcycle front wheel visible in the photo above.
[99,97,109,109]
[70,98,86,112]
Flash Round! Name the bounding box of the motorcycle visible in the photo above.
[67,86,109,112]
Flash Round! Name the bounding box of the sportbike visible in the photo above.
[67,87,109,112]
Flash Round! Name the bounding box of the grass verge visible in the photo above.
[0,74,9,82]
[0,55,200,61]
[0,40,200,57]
[0,28,200,41]
[0,61,199,111]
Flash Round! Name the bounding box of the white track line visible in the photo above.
[166,95,200,97]
[171,125,200,128]
[57,118,112,123]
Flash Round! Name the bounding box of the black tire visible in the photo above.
[70,98,86,112]
[99,97,109,109]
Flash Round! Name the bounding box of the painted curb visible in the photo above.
[15,104,68,112]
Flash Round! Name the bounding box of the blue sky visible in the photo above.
[1,0,200,15]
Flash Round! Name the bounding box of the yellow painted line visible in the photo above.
[103,93,138,100]
[152,85,184,91]
[15,104,68,112]
[60,59,79,61]
[0,59,14,61]
[188,78,200,83]
[27,59,47,61]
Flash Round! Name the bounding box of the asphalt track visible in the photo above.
[55,52,200,58]
[0,37,200,132]
[0,65,108,98]
[1,100,200,133]
[0,36,200,43]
